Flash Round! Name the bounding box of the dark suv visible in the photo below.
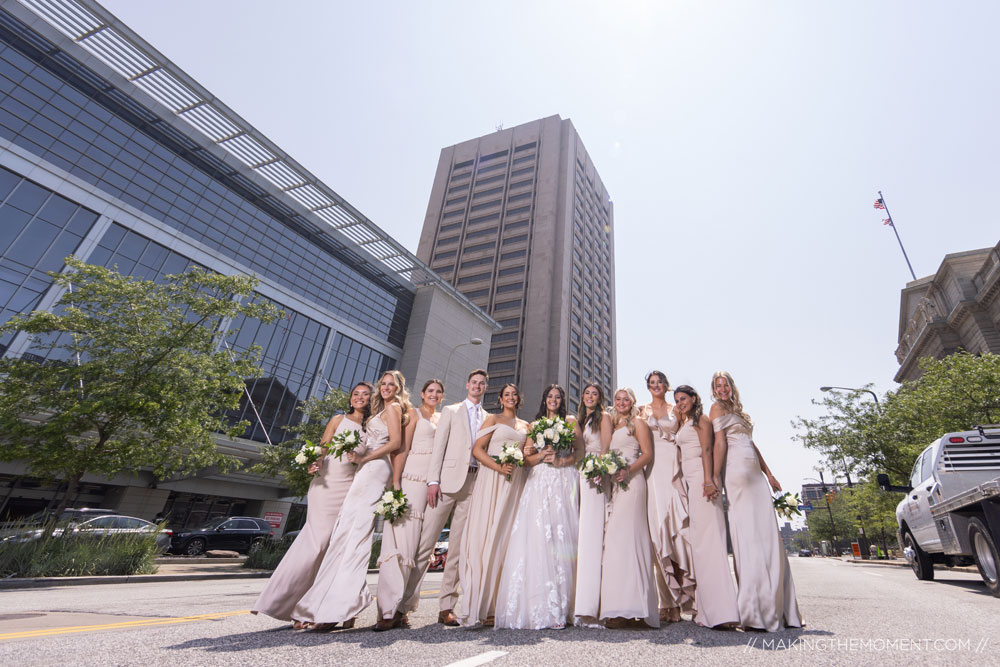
[169,516,273,555]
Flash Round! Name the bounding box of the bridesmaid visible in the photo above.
[709,371,803,632]
[600,388,658,630]
[673,385,739,628]
[252,381,373,627]
[374,378,444,631]
[641,371,695,623]
[495,384,581,630]
[573,382,611,627]
[292,370,412,630]
[458,383,529,628]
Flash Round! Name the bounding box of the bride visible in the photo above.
[495,384,582,630]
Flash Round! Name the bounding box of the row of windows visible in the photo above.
[0,24,412,346]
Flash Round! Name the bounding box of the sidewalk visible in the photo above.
[0,557,271,590]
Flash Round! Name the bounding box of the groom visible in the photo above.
[408,368,488,626]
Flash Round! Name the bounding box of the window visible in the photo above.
[498,265,524,277]
[477,162,506,175]
[507,191,532,203]
[433,249,456,261]
[506,205,530,216]
[494,299,521,311]
[463,288,489,299]
[470,200,501,213]
[496,281,523,293]
[458,272,491,285]
[461,256,494,270]
[437,235,459,246]
[434,264,454,274]
[501,249,526,261]
[492,331,519,343]
[448,184,468,194]
[450,171,470,182]
[474,186,504,199]
[481,149,509,162]
[503,234,528,245]
[513,155,534,166]
[464,241,495,253]
[465,226,498,240]
[511,167,533,178]
[476,174,505,187]
[488,360,515,372]
[455,159,474,169]
[490,345,517,357]
[443,208,464,219]
[469,212,501,226]
[514,141,537,152]
[497,317,520,329]
[440,221,462,233]
[445,195,467,206]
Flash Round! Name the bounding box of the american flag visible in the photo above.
[873,198,885,210]
[883,218,893,226]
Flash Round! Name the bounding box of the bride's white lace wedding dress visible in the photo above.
[494,454,580,629]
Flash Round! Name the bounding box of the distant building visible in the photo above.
[800,482,841,521]
[895,241,1000,382]
[416,115,617,410]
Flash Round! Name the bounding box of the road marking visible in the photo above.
[0,610,249,641]
[443,650,508,667]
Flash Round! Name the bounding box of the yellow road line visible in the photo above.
[0,610,250,640]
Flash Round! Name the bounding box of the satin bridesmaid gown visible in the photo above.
[676,419,739,627]
[292,410,393,624]
[574,422,608,625]
[458,422,527,627]
[715,412,803,632]
[600,426,658,628]
[644,409,696,613]
[252,416,364,621]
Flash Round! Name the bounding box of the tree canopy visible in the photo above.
[0,257,281,516]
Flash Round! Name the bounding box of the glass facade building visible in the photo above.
[0,0,487,528]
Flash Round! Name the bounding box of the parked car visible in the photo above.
[429,528,449,571]
[2,514,170,551]
[798,549,813,557]
[169,517,274,556]
[879,425,1000,596]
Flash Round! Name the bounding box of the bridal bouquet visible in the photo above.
[604,450,629,491]
[329,429,362,461]
[374,489,408,524]
[772,492,802,520]
[492,441,525,481]
[527,417,576,454]
[293,440,324,470]
[579,452,608,490]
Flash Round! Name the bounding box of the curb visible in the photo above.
[843,558,979,574]
[0,570,271,590]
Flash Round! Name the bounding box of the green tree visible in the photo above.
[805,488,855,552]
[846,478,899,556]
[0,257,281,517]
[250,388,350,497]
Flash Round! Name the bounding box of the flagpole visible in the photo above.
[878,190,917,281]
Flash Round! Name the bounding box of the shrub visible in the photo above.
[243,539,290,570]
[0,529,159,578]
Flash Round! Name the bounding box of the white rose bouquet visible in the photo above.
[374,488,408,524]
[329,429,362,461]
[293,439,324,471]
[492,441,525,481]
[579,452,608,490]
[772,492,802,520]
[603,450,629,491]
[527,417,576,456]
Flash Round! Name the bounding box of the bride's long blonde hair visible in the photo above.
[370,370,413,428]
[611,387,639,436]
[710,370,752,428]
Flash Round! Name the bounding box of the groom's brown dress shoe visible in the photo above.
[438,610,460,626]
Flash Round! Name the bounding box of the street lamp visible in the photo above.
[444,338,483,386]
[820,385,880,405]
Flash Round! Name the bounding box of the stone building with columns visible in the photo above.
[895,241,1000,382]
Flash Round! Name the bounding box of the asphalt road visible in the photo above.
[0,558,996,666]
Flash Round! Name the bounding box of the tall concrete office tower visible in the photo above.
[416,115,617,411]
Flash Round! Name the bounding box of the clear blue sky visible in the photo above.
[102,0,1000,505]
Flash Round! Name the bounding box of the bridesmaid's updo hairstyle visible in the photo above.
[349,381,375,429]
[495,383,523,411]
[673,385,703,428]
[421,378,445,394]
[577,382,606,433]
[612,387,639,436]
[535,384,567,421]
[645,370,671,392]
[371,370,414,428]
[710,370,752,428]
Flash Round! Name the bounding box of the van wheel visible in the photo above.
[903,530,934,581]
[969,518,1000,597]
